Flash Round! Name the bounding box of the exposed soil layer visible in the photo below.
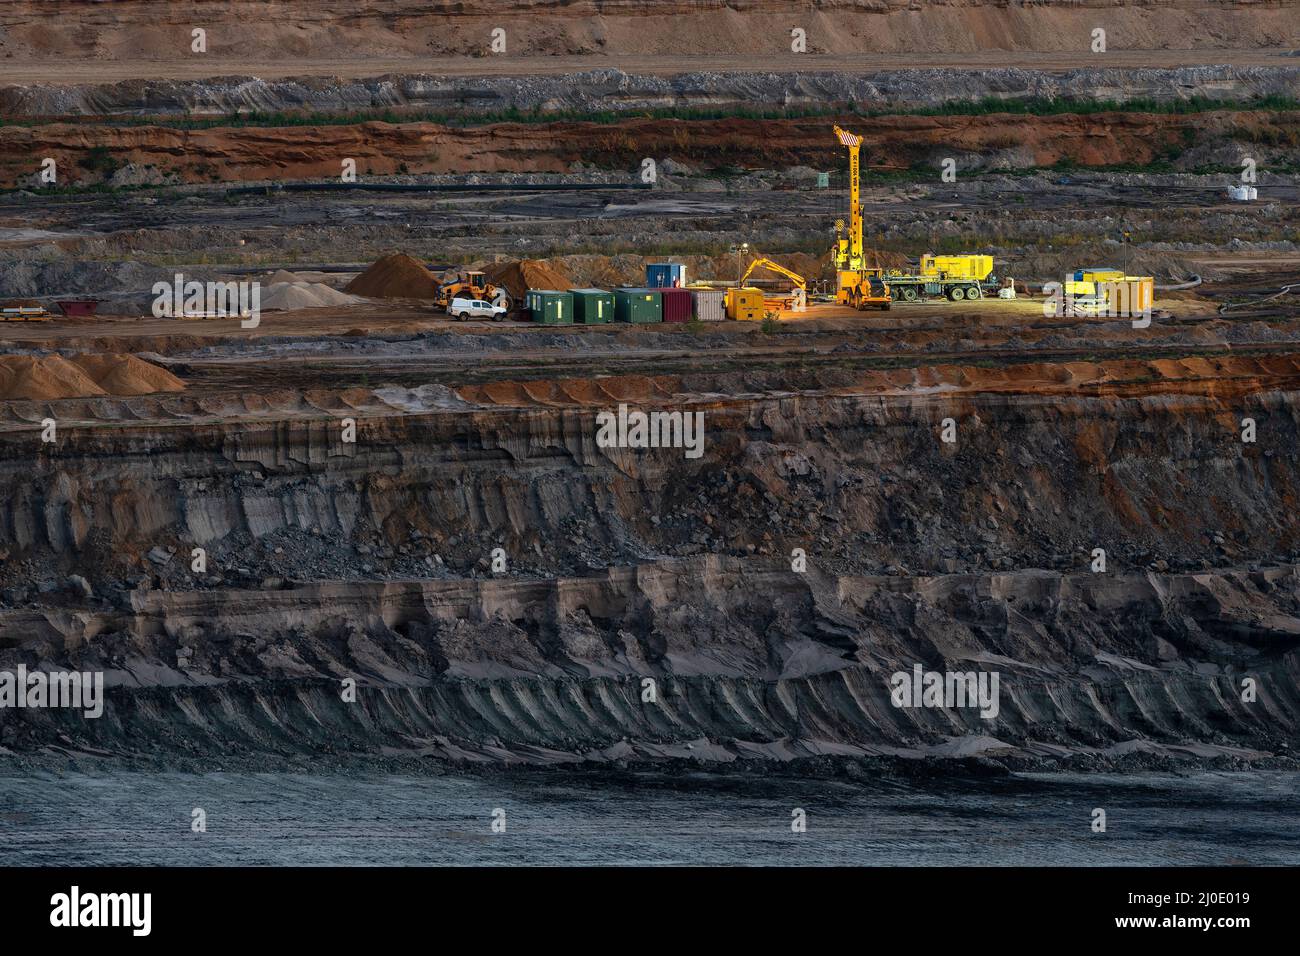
[3,1,1296,64]
[6,109,1299,186]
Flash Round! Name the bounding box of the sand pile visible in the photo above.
[483,259,573,301]
[71,353,186,395]
[344,253,438,299]
[261,281,362,311]
[0,353,185,401]
[0,356,103,401]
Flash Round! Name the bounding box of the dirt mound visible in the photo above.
[70,353,186,396]
[0,353,184,400]
[0,355,104,401]
[483,259,574,301]
[261,281,361,311]
[344,253,438,299]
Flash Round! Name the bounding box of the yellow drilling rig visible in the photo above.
[831,126,891,311]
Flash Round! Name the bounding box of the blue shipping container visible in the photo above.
[646,263,686,288]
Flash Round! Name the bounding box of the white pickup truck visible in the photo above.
[448,297,507,321]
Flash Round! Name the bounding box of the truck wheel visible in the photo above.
[949,286,966,301]
[902,287,919,301]
[966,286,982,300]
[456,312,470,320]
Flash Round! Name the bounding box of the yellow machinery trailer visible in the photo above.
[726,287,766,321]
[826,127,1005,309]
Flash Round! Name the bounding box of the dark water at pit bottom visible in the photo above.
[0,769,1295,866]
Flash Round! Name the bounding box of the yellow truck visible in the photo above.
[885,253,1005,302]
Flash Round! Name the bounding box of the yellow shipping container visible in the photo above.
[1114,276,1154,315]
[1064,273,1153,316]
[726,287,766,321]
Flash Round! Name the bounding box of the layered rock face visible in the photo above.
[4,109,1299,187]
[4,66,1298,119]
[1,357,1297,767]
[2,561,1299,767]
[2,358,1300,579]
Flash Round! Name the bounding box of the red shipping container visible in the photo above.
[660,287,692,323]
[56,299,99,316]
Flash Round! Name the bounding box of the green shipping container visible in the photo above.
[614,288,662,324]
[528,290,574,325]
[571,289,614,325]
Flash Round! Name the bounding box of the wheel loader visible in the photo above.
[435,271,511,312]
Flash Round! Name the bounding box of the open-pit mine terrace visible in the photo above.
[1,325,1298,771]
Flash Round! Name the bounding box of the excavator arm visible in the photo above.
[739,256,807,290]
